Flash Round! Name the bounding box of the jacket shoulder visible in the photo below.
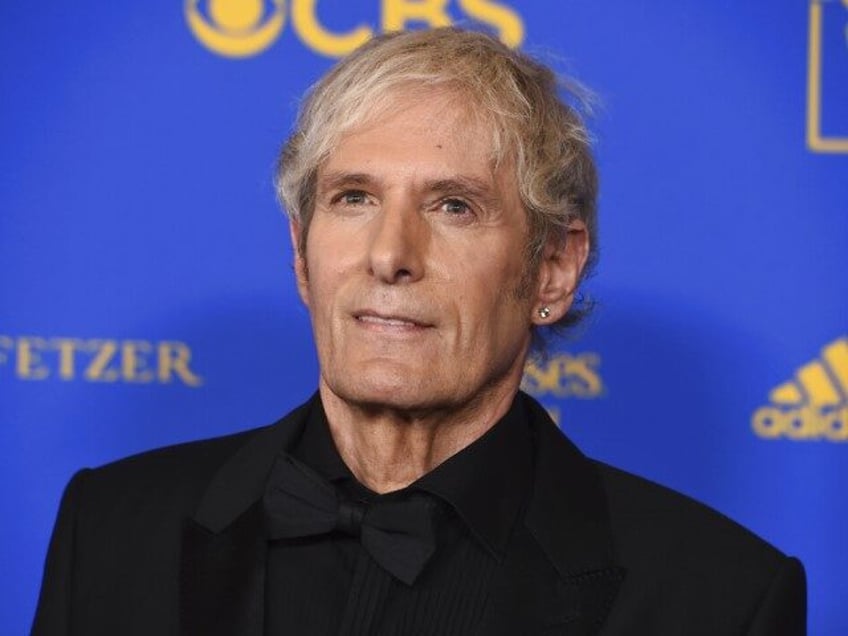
[60,428,275,558]
[81,425,268,505]
[596,461,786,571]
[75,398,311,523]
[595,462,806,634]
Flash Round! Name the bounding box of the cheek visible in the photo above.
[457,266,531,340]
[303,228,339,297]
[301,255,357,338]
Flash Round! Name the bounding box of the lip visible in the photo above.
[353,310,433,330]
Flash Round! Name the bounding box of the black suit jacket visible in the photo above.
[32,394,806,635]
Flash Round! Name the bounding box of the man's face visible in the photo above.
[293,90,545,413]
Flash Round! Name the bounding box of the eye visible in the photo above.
[440,198,471,215]
[334,190,369,206]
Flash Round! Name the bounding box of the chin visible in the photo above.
[330,371,450,413]
[352,381,432,410]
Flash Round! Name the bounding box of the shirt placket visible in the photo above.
[336,547,393,636]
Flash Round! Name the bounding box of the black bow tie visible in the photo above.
[263,455,438,585]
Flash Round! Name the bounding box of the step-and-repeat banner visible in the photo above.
[1,1,846,633]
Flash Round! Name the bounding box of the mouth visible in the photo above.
[353,311,432,330]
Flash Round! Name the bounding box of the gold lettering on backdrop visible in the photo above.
[521,353,604,426]
[382,0,452,32]
[522,353,604,398]
[157,342,204,387]
[185,0,286,58]
[0,336,203,387]
[806,0,848,153]
[293,0,373,57]
[0,335,12,369]
[52,338,82,380]
[17,337,50,380]
[753,405,848,442]
[188,0,525,59]
[751,337,848,442]
[458,0,524,48]
[84,340,120,382]
[122,341,155,383]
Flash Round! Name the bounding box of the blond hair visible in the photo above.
[276,27,597,332]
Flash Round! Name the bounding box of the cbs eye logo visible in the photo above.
[186,0,524,59]
[186,0,285,58]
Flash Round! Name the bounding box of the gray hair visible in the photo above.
[276,27,598,334]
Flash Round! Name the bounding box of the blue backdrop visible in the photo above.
[1,1,846,633]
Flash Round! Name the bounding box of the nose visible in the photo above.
[367,199,426,284]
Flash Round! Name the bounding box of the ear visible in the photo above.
[531,218,590,325]
[289,219,310,308]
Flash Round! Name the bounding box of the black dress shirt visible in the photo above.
[264,397,534,635]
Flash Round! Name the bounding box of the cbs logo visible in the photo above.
[185,0,524,58]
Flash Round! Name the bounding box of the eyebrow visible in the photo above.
[317,171,374,193]
[318,172,497,203]
[424,177,494,201]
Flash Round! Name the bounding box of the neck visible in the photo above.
[319,376,522,494]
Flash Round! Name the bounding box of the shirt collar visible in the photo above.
[293,394,533,560]
[413,396,533,560]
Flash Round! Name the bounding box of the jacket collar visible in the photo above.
[522,393,620,577]
[517,392,625,634]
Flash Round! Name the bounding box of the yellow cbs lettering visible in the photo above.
[522,359,560,395]
[293,0,372,58]
[522,353,603,399]
[185,0,285,58]
[187,0,524,59]
[458,0,523,47]
[209,0,264,31]
[382,0,452,32]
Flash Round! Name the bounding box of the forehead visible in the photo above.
[319,88,509,185]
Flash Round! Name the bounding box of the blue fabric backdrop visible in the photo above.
[1,1,846,633]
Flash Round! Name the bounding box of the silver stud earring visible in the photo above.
[538,306,551,319]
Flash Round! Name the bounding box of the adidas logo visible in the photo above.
[752,337,848,441]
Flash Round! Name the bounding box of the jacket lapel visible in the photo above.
[180,503,266,636]
[178,392,623,635]
[179,398,315,636]
[479,395,625,636]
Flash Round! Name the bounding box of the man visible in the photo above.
[33,27,805,635]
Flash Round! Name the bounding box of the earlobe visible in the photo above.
[289,219,310,307]
[531,219,590,325]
